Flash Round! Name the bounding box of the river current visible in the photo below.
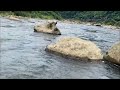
[0,17,120,79]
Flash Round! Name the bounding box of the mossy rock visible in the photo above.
[104,42,120,65]
[46,37,103,61]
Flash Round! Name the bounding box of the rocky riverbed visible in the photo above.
[0,17,120,79]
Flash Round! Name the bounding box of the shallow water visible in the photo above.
[0,17,120,79]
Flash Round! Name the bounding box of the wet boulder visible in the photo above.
[91,23,102,27]
[45,37,103,61]
[95,24,102,27]
[90,22,102,27]
[104,42,120,65]
[34,21,61,35]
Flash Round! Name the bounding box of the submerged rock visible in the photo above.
[104,42,120,65]
[45,37,103,61]
[34,21,61,35]
[95,24,102,27]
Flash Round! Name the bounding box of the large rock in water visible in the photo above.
[34,21,61,35]
[104,42,120,65]
[45,37,103,61]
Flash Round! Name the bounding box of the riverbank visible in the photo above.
[1,15,120,30]
[60,19,120,30]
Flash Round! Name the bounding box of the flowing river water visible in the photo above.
[0,17,120,79]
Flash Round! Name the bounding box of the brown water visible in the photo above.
[0,17,120,79]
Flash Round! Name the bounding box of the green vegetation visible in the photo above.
[0,11,62,20]
[0,11,120,26]
[0,11,14,16]
[13,11,62,19]
[58,11,120,26]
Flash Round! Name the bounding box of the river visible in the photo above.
[0,17,120,79]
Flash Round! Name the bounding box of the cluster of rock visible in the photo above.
[34,21,120,65]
